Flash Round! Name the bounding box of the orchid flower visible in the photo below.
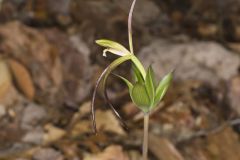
[91,1,173,159]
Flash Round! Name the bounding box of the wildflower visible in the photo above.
[91,1,173,160]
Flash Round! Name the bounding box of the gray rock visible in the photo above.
[43,29,92,104]
[33,148,63,160]
[48,0,71,15]
[21,103,47,130]
[138,39,240,85]
[1,143,31,158]
[71,0,160,25]
[0,105,6,118]
[228,75,240,115]
[22,127,44,145]
[115,0,160,24]
[0,22,63,107]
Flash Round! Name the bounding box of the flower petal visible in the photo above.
[96,39,130,56]
[103,48,127,57]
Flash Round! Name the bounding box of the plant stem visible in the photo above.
[143,113,149,160]
[128,0,137,54]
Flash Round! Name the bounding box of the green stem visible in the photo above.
[128,0,137,54]
[143,113,149,160]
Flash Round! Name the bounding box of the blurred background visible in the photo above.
[0,0,240,159]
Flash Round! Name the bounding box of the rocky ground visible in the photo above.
[0,0,240,160]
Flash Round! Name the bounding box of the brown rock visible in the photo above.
[181,127,240,160]
[0,21,63,106]
[228,75,240,115]
[43,28,92,104]
[206,127,240,160]
[69,0,146,50]
[115,0,160,25]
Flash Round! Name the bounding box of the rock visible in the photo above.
[71,0,159,25]
[138,39,240,86]
[0,0,19,22]
[0,21,60,82]
[115,0,160,25]
[0,21,63,106]
[22,127,44,145]
[47,0,72,26]
[181,127,240,160]
[47,0,71,17]
[0,0,71,25]
[43,29,92,104]
[228,75,240,115]
[205,127,240,160]
[33,148,63,160]
[69,0,146,49]
[0,105,6,118]
[21,103,47,130]
[0,121,24,151]
[228,43,240,54]
[148,79,228,144]
[0,22,93,134]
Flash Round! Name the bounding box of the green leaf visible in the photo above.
[131,55,146,79]
[153,71,173,107]
[145,65,155,106]
[132,64,144,84]
[131,83,150,113]
[113,74,133,99]
[96,39,130,56]
[149,66,157,88]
